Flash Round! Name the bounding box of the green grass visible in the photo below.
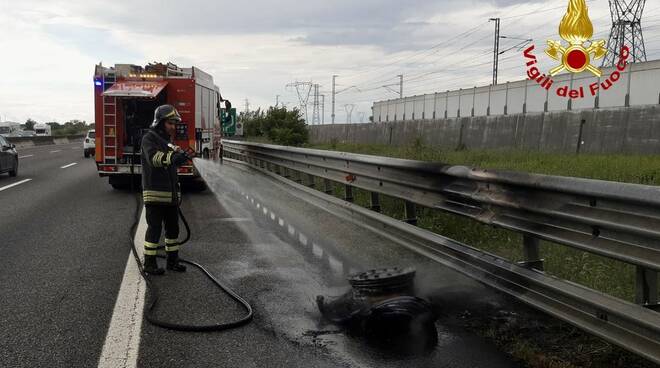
[304,142,660,302]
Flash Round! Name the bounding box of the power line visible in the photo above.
[338,21,491,83]
[327,0,660,118]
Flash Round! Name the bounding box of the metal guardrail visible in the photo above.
[221,139,660,363]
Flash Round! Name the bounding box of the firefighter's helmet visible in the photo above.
[151,104,181,128]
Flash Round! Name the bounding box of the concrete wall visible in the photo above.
[372,60,660,123]
[309,105,660,154]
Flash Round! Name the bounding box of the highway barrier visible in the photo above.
[221,139,660,364]
[6,135,84,148]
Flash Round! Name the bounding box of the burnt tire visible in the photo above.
[9,159,18,177]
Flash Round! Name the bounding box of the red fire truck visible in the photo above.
[93,62,224,188]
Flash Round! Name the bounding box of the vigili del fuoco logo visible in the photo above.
[522,0,630,99]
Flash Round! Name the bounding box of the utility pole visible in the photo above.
[244,98,250,115]
[603,0,647,66]
[490,17,501,85]
[331,75,337,124]
[276,95,280,107]
[398,74,403,97]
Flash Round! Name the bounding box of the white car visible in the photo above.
[83,130,95,158]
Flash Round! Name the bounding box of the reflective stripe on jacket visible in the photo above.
[141,129,179,206]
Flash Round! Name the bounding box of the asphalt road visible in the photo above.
[140,159,519,368]
[0,142,132,367]
[0,143,519,367]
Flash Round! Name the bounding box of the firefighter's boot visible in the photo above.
[143,255,165,275]
[167,251,187,272]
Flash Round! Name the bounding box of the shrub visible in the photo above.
[242,106,308,146]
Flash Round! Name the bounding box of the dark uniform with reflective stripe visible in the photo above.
[141,128,182,253]
[140,112,190,274]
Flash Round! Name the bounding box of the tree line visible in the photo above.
[22,119,93,136]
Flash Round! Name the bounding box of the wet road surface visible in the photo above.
[140,158,520,368]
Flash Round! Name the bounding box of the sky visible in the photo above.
[1,0,659,124]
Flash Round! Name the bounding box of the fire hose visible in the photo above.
[128,136,253,331]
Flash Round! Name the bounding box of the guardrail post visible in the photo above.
[306,174,316,188]
[518,235,544,271]
[344,185,354,202]
[294,171,303,184]
[323,179,333,194]
[635,266,659,307]
[404,201,417,225]
[370,192,381,212]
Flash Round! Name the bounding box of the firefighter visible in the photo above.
[141,104,191,275]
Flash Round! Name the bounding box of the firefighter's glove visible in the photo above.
[171,152,190,167]
[168,143,183,152]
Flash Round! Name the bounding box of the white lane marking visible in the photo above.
[217,218,251,222]
[97,209,146,368]
[60,162,78,169]
[19,155,34,159]
[50,150,62,153]
[0,178,32,192]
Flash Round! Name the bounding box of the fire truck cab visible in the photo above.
[93,62,222,188]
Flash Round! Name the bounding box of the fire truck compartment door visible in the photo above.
[103,81,168,98]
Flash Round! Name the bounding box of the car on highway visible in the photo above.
[83,130,95,158]
[0,135,18,177]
